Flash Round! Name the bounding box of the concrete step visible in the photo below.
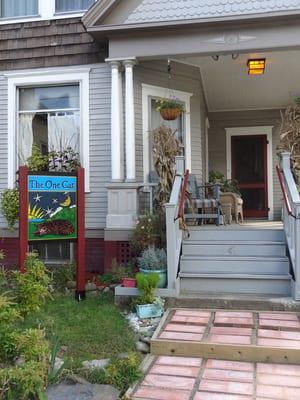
[182,240,286,257]
[180,255,289,275]
[187,228,285,242]
[179,273,292,296]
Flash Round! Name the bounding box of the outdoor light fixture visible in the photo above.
[247,58,266,75]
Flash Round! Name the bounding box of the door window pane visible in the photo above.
[55,0,94,12]
[1,0,38,18]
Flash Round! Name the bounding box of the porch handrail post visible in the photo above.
[165,203,177,290]
[294,204,300,300]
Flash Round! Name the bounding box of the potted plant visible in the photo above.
[135,272,164,318]
[137,248,167,288]
[121,262,137,288]
[155,98,185,121]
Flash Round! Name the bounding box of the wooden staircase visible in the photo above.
[179,226,292,297]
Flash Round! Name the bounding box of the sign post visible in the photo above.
[18,166,86,300]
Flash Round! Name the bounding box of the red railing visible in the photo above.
[276,165,293,216]
[176,170,190,220]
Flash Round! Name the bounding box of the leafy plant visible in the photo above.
[48,336,67,385]
[137,248,167,271]
[155,98,185,112]
[209,170,241,195]
[51,263,76,291]
[105,353,142,395]
[48,147,80,172]
[13,252,51,316]
[278,99,300,186]
[131,211,164,252]
[151,125,181,208]
[26,145,49,172]
[135,272,160,304]
[0,188,19,230]
[98,259,136,285]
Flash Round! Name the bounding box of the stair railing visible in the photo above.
[165,156,187,293]
[278,152,300,300]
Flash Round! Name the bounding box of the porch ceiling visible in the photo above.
[176,50,300,112]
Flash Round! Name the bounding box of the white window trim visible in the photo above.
[225,126,274,221]
[5,66,91,192]
[142,83,193,182]
[0,0,97,24]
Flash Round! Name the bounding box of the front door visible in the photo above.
[231,134,268,218]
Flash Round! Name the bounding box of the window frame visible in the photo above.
[55,0,94,14]
[0,0,39,19]
[6,67,91,192]
[142,83,192,182]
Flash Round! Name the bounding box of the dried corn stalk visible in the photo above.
[151,124,180,208]
[278,100,300,186]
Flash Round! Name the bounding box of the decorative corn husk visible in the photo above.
[151,125,181,208]
[278,101,300,187]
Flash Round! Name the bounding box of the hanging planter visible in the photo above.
[155,98,185,121]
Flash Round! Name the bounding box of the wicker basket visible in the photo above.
[160,108,182,121]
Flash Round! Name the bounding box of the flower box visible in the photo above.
[136,304,164,319]
[122,278,136,288]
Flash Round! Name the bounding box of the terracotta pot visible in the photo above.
[159,108,182,121]
[122,277,136,287]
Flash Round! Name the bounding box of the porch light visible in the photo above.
[247,58,266,75]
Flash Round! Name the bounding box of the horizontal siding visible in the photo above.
[208,109,283,220]
[134,60,208,183]
[0,63,111,231]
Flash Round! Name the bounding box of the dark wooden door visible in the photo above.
[231,134,268,218]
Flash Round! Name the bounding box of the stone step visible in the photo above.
[182,240,286,257]
[180,255,289,275]
[187,228,285,242]
[179,273,292,296]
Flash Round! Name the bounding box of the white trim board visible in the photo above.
[142,83,193,182]
[6,67,90,191]
[225,126,274,221]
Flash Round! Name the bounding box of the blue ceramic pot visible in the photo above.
[136,304,164,319]
[139,268,167,288]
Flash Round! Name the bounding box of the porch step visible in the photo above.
[180,255,289,275]
[179,273,292,296]
[187,227,285,241]
[182,240,286,257]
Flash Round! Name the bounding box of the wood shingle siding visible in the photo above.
[0,18,107,70]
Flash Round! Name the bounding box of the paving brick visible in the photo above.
[156,356,202,367]
[259,319,300,329]
[150,364,199,377]
[206,360,254,372]
[175,310,211,317]
[215,311,253,318]
[257,363,300,376]
[210,327,252,336]
[208,334,251,345]
[203,368,253,383]
[259,312,299,321]
[165,323,205,333]
[133,386,191,400]
[256,384,300,399]
[257,337,300,348]
[257,373,300,387]
[159,331,203,341]
[214,317,253,326]
[171,315,210,325]
[143,373,195,390]
[199,379,253,395]
[194,392,252,400]
[258,329,300,341]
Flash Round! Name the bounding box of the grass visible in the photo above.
[22,293,135,367]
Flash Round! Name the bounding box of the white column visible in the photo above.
[110,61,123,181]
[123,59,136,181]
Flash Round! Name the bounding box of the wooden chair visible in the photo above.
[220,192,244,223]
[185,174,222,226]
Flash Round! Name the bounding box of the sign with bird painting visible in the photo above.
[28,175,77,241]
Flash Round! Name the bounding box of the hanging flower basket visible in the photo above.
[155,98,185,121]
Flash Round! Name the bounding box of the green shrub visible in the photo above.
[51,263,76,291]
[0,188,19,230]
[105,353,142,395]
[137,248,167,271]
[135,272,159,304]
[13,253,51,316]
[26,145,49,172]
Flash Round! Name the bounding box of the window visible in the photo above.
[0,0,38,18]
[29,242,74,264]
[55,0,94,13]
[18,85,80,164]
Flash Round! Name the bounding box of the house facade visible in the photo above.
[1,0,300,277]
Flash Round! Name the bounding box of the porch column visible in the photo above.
[110,61,123,181]
[123,59,136,181]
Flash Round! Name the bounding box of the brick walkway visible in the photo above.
[129,309,300,399]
